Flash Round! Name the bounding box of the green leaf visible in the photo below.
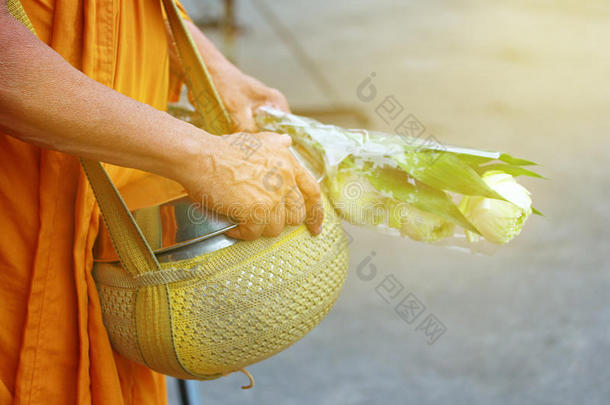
[452,150,537,168]
[455,153,494,167]
[393,151,506,200]
[532,207,544,216]
[475,163,546,179]
[365,167,480,234]
[499,153,537,166]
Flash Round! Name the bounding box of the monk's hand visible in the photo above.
[180,131,323,240]
[211,65,290,132]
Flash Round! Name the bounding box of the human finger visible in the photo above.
[282,184,306,226]
[262,203,286,237]
[231,107,258,132]
[226,222,265,241]
[293,160,323,235]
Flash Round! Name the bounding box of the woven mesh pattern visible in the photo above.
[7,0,35,33]
[168,204,348,376]
[95,285,143,363]
[94,196,349,378]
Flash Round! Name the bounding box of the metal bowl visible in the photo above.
[93,197,238,264]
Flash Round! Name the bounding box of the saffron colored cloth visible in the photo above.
[0,0,191,403]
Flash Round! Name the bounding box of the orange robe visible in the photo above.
[0,1,189,403]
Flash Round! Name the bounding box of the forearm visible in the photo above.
[0,7,322,238]
[184,20,240,78]
[0,11,204,183]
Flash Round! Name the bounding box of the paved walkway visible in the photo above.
[169,1,610,403]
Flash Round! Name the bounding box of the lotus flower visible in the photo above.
[327,168,389,226]
[387,200,455,242]
[459,171,532,244]
[251,107,542,247]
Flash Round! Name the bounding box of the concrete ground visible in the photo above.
[168,1,610,403]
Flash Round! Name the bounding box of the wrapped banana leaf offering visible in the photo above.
[255,107,543,251]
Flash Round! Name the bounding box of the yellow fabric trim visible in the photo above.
[80,159,162,277]
[135,284,193,379]
[7,0,35,33]
[161,0,233,135]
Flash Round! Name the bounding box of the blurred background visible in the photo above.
[168,0,610,403]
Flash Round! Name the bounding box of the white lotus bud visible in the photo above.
[459,171,532,244]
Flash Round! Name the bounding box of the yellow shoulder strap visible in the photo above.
[161,0,233,135]
[7,0,230,276]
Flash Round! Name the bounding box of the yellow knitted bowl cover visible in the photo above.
[93,195,349,379]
